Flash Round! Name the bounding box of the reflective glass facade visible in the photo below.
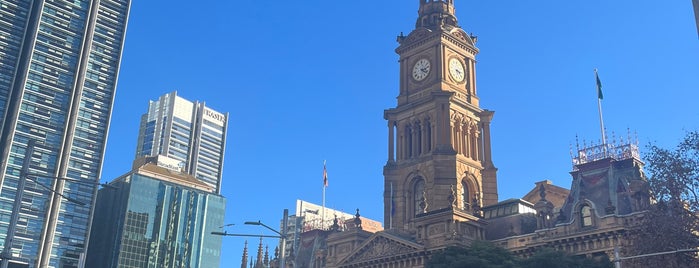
[0,1,130,267]
[135,92,228,194]
[86,171,225,268]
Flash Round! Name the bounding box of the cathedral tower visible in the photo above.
[383,0,498,236]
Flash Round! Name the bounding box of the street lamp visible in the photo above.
[244,209,289,268]
[211,231,284,238]
[211,209,289,268]
[219,223,235,228]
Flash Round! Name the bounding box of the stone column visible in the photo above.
[388,120,395,162]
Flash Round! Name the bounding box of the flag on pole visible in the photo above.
[323,160,328,187]
[595,70,603,100]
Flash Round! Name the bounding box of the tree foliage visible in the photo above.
[519,248,612,268]
[426,242,612,268]
[624,131,699,268]
[426,241,517,268]
[645,131,699,210]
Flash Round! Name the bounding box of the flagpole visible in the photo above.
[322,160,327,229]
[595,69,607,155]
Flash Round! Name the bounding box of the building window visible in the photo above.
[581,205,592,227]
[414,179,425,215]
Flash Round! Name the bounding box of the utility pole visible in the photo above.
[280,208,288,268]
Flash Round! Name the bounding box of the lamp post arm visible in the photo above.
[210,232,281,239]
[259,222,284,237]
[244,221,285,237]
[238,209,289,268]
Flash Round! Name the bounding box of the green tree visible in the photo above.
[426,241,517,268]
[624,131,699,268]
[519,248,612,268]
[426,242,612,268]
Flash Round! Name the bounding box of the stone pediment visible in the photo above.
[447,28,475,46]
[338,231,423,266]
[402,28,432,44]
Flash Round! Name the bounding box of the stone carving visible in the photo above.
[449,29,475,45]
[402,28,432,44]
[420,189,429,213]
[338,243,351,254]
[344,236,418,264]
[428,224,446,236]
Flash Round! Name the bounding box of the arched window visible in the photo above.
[461,181,470,210]
[414,179,425,215]
[581,205,592,227]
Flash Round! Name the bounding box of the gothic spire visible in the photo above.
[263,245,270,266]
[255,237,264,268]
[241,240,249,268]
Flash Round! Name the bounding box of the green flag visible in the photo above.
[596,72,603,100]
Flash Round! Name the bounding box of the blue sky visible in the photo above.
[101,0,699,266]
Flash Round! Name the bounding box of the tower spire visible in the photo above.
[263,245,270,266]
[416,0,458,30]
[241,240,249,268]
[255,237,264,268]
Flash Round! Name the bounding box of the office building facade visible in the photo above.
[86,156,226,268]
[0,1,130,267]
[135,91,228,193]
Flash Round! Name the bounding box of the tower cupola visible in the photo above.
[416,0,459,30]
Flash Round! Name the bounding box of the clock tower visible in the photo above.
[383,0,498,240]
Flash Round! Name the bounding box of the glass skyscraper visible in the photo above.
[0,0,130,267]
[86,156,226,268]
[135,91,228,194]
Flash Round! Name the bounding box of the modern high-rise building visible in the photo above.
[0,1,130,267]
[693,0,699,37]
[85,156,226,268]
[135,91,228,194]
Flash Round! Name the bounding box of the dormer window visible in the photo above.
[581,205,593,227]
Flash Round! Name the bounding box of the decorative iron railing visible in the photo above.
[572,142,640,167]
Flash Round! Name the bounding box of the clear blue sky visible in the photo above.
[101,0,699,266]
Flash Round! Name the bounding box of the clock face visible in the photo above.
[448,58,465,82]
[412,59,431,81]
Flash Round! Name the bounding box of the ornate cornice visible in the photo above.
[396,28,437,54]
[396,28,478,56]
